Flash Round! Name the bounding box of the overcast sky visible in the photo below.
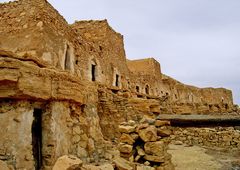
[1,0,240,104]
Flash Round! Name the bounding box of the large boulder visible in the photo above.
[53,155,83,170]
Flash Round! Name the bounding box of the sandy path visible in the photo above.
[168,144,222,170]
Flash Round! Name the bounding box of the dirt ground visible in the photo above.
[168,144,240,170]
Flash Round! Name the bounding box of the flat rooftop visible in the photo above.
[157,114,240,127]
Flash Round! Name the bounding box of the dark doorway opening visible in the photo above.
[91,64,96,81]
[145,85,149,95]
[136,86,140,93]
[32,109,43,170]
[115,74,119,87]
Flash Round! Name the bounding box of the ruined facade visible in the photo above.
[0,0,236,169]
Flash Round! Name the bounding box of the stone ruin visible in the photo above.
[0,0,239,169]
[117,120,174,170]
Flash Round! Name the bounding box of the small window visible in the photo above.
[91,64,96,81]
[145,85,149,95]
[136,86,140,93]
[64,45,71,70]
[115,74,119,87]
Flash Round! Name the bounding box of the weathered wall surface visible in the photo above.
[171,127,240,148]
[127,58,161,78]
[0,0,235,114]
[71,20,130,88]
[0,0,55,67]
[0,101,34,170]
[0,0,238,169]
[0,99,111,170]
[0,51,109,169]
[0,50,97,103]
[127,58,163,96]
[161,75,234,114]
[0,0,92,77]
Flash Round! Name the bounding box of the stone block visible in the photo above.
[138,126,158,142]
[119,133,135,145]
[52,155,82,170]
[113,156,133,170]
[144,141,165,156]
[144,154,165,163]
[157,129,172,137]
[155,120,170,127]
[119,125,136,134]
[118,143,133,154]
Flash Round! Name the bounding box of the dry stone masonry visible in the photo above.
[171,127,240,148]
[0,0,239,169]
[117,120,174,170]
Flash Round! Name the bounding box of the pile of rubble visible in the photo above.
[117,119,174,170]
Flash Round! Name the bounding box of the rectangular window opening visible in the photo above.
[136,86,140,93]
[115,74,119,87]
[91,64,96,81]
[65,45,71,70]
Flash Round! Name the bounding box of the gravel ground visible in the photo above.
[168,144,240,170]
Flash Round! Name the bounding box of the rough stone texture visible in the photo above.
[117,120,174,169]
[0,101,34,169]
[144,141,166,157]
[119,126,136,134]
[144,155,165,163]
[52,155,83,170]
[171,127,240,148]
[81,163,114,170]
[138,126,158,142]
[119,134,135,145]
[113,156,134,170]
[0,0,238,169]
[118,143,133,154]
[0,160,10,170]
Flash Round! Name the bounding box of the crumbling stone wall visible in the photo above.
[117,120,174,170]
[162,74,234,114]
[0,99,111,170]
[0,0,235,114]
[171,127,240,148]
[0,50,109,169]
[97,86,173,140]
[72,20,130,88]
[0,0,238,169]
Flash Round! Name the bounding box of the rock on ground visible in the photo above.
[53,155,83,170]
